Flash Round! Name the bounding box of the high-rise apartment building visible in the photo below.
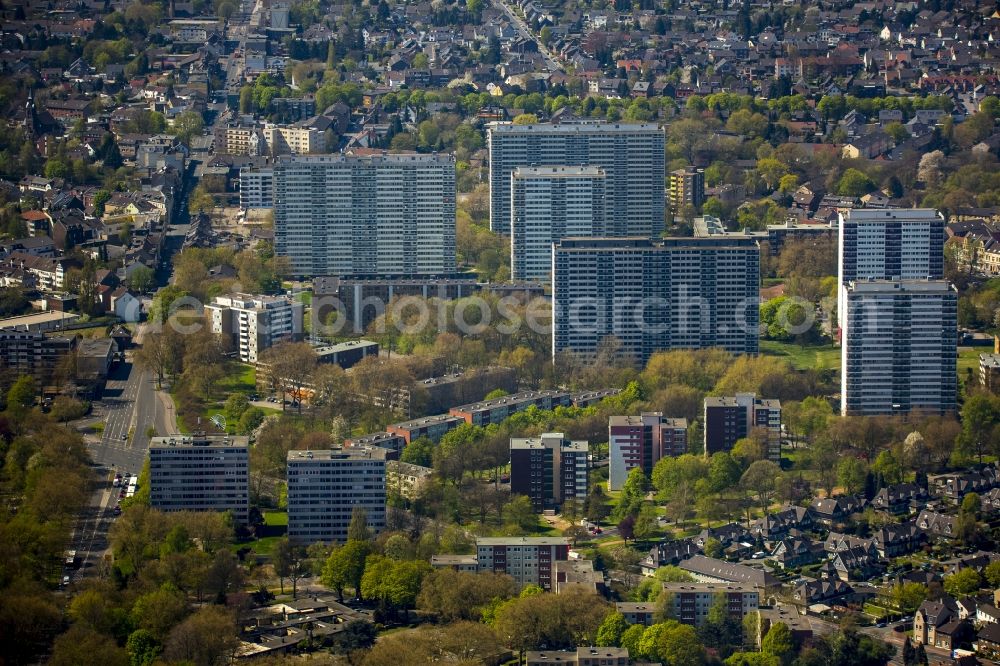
[552,237,760,363]
[510,432,589,510]
[837,208,945,328]
[669,166,706,211]
[837,208,955,416]
[206,293,303,363]
[273,154,456,277]
[286,448,387,543]
[487,121,665,236]
[703,394,782,461]
[476,537,570,589]
[510,166,605,282]
[608,413,688,490]
[841,280,957,416]
[149,435,250,523]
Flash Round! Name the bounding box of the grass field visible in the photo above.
[958,347,982,383]
[760,340,840,371]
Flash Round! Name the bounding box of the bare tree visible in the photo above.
[259,342,317,413]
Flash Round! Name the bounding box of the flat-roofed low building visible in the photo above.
[430,554,478,572]
[615,601,657,626]
[449,389,572,426]
[149,435,250,523]
[0,330,75,386]
[981,353,1000,393]
[524,647,630,666]
[385,459,433,500]
[385,414,465,444]
[476,536,570,590]
[314,339,379,369]
[0,310,79,332]
[660,582,759,627]
[286,447,386,543]
[553,559,605,595]
[344,432,406,459]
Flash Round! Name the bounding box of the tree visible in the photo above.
[322,540,371,601]
[958,394,1000,464]
[400,436,434,467]
[761,622,796,664]
[162,606,239,666]
[494,588,608,654]
[7,375,36,411]
[50,625,128,666]
[741,460,781,513]
[129,266,155,294]
[259,342,317,412]
[126,629,161,666]
[838,457,868,495]
[656,620,706,666]
[347,506,372,543]
[417,569,516,622]
[505,494,538,531]
[361,555,432,616]
[890,582,927,614]
[596,611,631,647]
[330,618,377,654]
[273,536,293,594]
[836,168,875,197]
[513,113,539,125]
[172,110,205,144]
[943,568,982,597]
[703,537,724,559]
[985,560,1000,588]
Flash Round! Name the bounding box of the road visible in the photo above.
[490,0,562,72]
[70,304,194,578]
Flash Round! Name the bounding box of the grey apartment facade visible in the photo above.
[841,280,957,416]
[149,435,250,523]
[551,236,760,363]
[286,448,387,543]
[487,121,665,236]
[273,153,456,278]
[510,165,606,282]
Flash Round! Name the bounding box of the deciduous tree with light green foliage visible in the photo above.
[761,621,796,663]
[943,568,982,597]
[596,611,631,647]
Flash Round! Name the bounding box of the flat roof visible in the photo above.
[476,536,570,546]
[846,279,956,293]
[981,354,1000,369]
[288,447,386,461]
[388,414,465,430]
[314,339,378,354]
[151,435,249,448]
[0,310,78,328]
[513,165,605,178]
[452,390,568,413]
[840,208,942,222]
[489,121,662,133]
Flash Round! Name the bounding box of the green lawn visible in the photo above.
[264,511,288,527]
[760,340,840,371]
[958,347,982,383]
[216,364,257,395]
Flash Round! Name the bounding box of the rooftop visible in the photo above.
[151,434,250,448]
[476,536,570,546]
[0,310,78,329]
[287,447,387,462]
